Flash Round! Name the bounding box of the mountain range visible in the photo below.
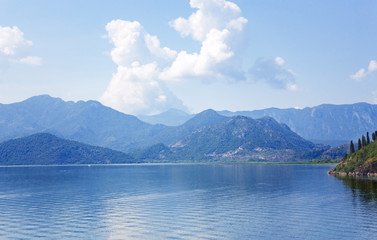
[141,103,377,146]
[1,95,367,163]
[0,96,228,153]
[0,95,165,152]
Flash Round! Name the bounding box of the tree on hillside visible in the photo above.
[367,132,370,145]
[350,140,355,154]
[358,138,362,150]
[373,132,376,142]
[362,135,367,147]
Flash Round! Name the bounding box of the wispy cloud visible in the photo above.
[249,57,298,91]
[18,56,42,66]
[0,25,42,66]
[350,60,377,81]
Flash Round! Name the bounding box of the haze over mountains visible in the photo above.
[138,109,193,126]
[0,96,230,153]
[0,95,165,152]
[142,103,377,146]
[2,95,376,163]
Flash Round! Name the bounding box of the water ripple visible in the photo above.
[0,164,376,239]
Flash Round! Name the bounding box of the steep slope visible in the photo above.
[0,133,137,165]
[218,103,377,144]
[0,95,167,152]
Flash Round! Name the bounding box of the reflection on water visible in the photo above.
[0,164,377,239]
[336,175,377,204]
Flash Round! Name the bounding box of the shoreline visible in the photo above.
[327,169,377,177]
[0,161,337,168]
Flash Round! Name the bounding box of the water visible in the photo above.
[0,164,376,239]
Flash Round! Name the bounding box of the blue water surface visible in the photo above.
[0,164,376,239]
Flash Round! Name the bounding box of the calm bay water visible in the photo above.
[0,164,377,239]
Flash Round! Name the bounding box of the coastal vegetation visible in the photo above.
[329,131,377,176]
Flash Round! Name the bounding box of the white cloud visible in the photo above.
[18,56,42,66]
[161,0,248,82]
[249,57,298,91]
[0,26,32,55]
[101,0,249,115]
[105,20,176,67]
[369,60,377,72]
[160,28,235,80]
[170,0,246,42]
[275,57,285,66]
[100,63,185,115]
[101,20,184,115]
[350,68,366,81]
[101,0,299,115]
[351,60,377,81]
[0,25,42,68]
[287,83,298,92]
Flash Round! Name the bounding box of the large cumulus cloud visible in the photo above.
[100,0,297,115]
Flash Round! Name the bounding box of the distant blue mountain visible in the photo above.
[217,103,377,145]
[0,96,227,152]
[0,95,351,162]
[0,95,165,152]
[141,103,377,146]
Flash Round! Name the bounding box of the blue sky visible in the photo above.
[0,0,376,115]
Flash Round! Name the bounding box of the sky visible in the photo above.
[0,0,376,115]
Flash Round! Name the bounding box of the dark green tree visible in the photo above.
[362,135,367,147]
[350,140,355,154]
[367,132,370,145]
[373,132,376,142]
[358,138,362,150]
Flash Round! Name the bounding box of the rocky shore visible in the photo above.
[327,169,377,177]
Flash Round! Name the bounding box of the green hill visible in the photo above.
[0,133,138,165]
[328,141,377,176]
[133,116,330,162]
